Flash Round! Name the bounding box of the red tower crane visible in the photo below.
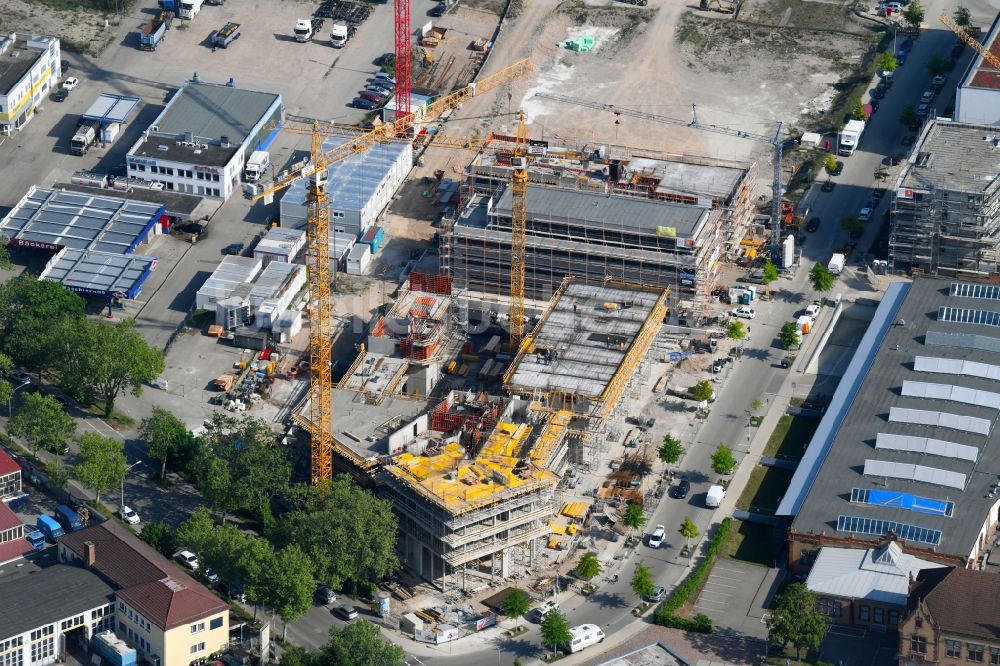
[394,0,411,123]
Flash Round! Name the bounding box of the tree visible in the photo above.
[502,588,530,626]
[658,434,684,466]
[75,432,126,506]
[903,0,924,28]
[809,262,835,293]
[140,407,191,479]
[540,609,571,656]
[900,103,919,129]
[0,278,85,375]
[679,516,699,548]
[576,551,602,581]
[692,379,714,403]
[768,582,829,659]
[622,502,645,535]
[265,544,315,639]
[196,454,239,522]
[823,154,838,174]
[139,521,177,558]
[174,507,216,557]
[851,98,866,121]
[761,258,779,294]
[876,51,897,74]
[322,620,406,666]
[43,460,70,491]
[630,561,655,600]
[68,319,165,416]
[278,646,316,666]
[0,352,13,411]
[711,443,736,474]
[779,321,801,350]
[926,53,949,77]
[841,214,862,237]
[726,319,747,344]
[9,392,76,457]
[953,6,971,28]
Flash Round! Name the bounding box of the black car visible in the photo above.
[352,98,377,110]
[830,160,844,176]
[870,86,885,100]
[175,222,205,235]
[222,243,244,256]
[670,477,691,499]
[951,43,965,58]
[50,88,68,102]
[806,217,821,232]
[374,53,394,67]
[61,59,71,74]
[429,1,446,15]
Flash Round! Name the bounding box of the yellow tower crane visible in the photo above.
[940,14,1000,69]
[509,111,530,350]
[252,59,532,484]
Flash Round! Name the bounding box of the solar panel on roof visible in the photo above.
[888,407,991,435]
[938,306,1000,327]
[925,330,1000,355]
[914,356,1000,382]
[902,380,1000,409]
[851,487,955,517]
[837,514,942,545]
[875,432,978,462]
[950,282,1000,301]
[863,459,967,490]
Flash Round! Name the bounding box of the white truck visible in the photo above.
[244,150,270,182]
[706,484,726,508]
[828,253,846,275]
[838,119,865,156]
[331,21,349,48]
[565,624,605,654]
[294,19,313,42]
[71,120,100,156]
[178,0,203,20]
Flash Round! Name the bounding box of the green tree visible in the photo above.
[278,646,316,666]
[779,321,801,350]
[692,379,714,403]
[851,98,866,120]
[711,443,736,474]
[658,434,684,466]
[823,154,838,174]
[953,6,971,28]
[900,103,919,128]
[761,258,779,294]
[841,214,862,236]
[265,544,316,639]
[174,507,216,557]
[270,477,398,591]
[43,459,70,491]
[0,352,13,411]
[903,0,924,27]
[926,53,949,77]
[196,454,239,522]
[630,561,655,600]
[876,51,897,74]
[75,432,126,506]
[809,262,835,292]
[139,521,177,558]
[622,502,645,535]
[9,392,76,456]
[768,582,829,659]
[679,516,699,548]
[726,319,747,343]
[576,551,602,581]
[502,588,530,626]
[322,620,406,666]
[238,535,277,607]
[139,407,191,479]
[0,277,85,375]
[540,608,571,656]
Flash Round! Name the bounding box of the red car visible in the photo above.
[359,91,384,104]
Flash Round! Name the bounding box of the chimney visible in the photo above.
[83,540,96,568]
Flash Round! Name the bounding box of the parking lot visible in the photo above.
[692,559,776,639]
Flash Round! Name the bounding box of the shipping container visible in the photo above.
[93,631,137,666]
[346,242,372,275]
[101,122,121,144]
[360,225,385,254]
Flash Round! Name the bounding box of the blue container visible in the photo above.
[360,226,385,254]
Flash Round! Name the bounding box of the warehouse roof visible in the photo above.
[39,248,157,299]
[492,185,710,239]
[901,120,1000,194]
[81,93,142,125]
[0,564,114,640]
[806,542,945,607]
[506,279,667,400]
[785,278,1000,558]
[0,187,163,254]
[153,80,279,145]
[55,182,202,219]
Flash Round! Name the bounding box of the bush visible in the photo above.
[654,518,733,633]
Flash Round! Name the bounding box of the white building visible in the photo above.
[0,33,61,135]
[254,226,305,264]
[280,136,411,238]
[126,78,283,200]
[955,14,1000,126]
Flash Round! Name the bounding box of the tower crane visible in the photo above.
[509,111,529,349]
[533,93,793,261]
[940,14,1000,69]
[252,60,531,484]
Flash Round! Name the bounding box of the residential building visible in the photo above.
[126,78,283,200]
[0,449,20,499]
[59,521,229,666]
[0,501,31,565]
[805,540,944,628]
[955,13,1000,126]
[779,278,1000,572]
[0,33,61,135]
[899,567,1000,666]
[889,120,1000,276]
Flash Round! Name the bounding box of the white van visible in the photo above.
[565,624,605,653]
[531,600,559,622]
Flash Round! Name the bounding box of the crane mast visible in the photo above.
[509,111,529,349]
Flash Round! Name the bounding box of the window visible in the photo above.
[190,642,205,654]
[915,617,922,628]
[910,635,927,654]
[859,605,870,621]
[970,644,985,662]
[947,639,962,657]
[197,172,205,180]
[0,649,22,666]
[30,637,53,662]
[210,617,223,630]
[889,610,899,625]
[30,626,54,642]
[191,622,205,634]
[873,608,884,624]
[817,599,842,617]
[990,647,1000,665]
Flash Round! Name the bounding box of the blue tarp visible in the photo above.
[865,489,952,516]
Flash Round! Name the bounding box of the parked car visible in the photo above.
[9,369,30,386]
[220,580,246,602]
[804,303,821,319]
[374,53,394,67]
[671,477,691,499]
[118,505,140,524]
[315,584,337,605]
[648,525,666,549]
[334,605,358,621]
[366,83,392,95]
[920,90,934,104]
[352,98,377,110]
[50,88,68,102]
[359,91,385,104]
[429,1,447,15]
[646,586,666,603]
[830,160,844,176]
[176,549,200,570]
[204,568,220,586]
[931,74,946,88]
[858,207,873,222]
[916,103,929,119]
[531,600,560,622]
[62,77,79,90]
[222,243,244,256]
[60,60,71,74]
[951,43,965,58]
[731,306,756,320]
[806,217,821,232]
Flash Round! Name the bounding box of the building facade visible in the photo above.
[0,33,61,135]
[954,14,1000,127]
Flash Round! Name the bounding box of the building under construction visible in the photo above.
[889,120,1000,276]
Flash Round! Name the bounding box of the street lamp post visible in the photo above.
[121,460,142,508]
[8,380,29,417]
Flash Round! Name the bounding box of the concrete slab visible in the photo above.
[692,560,772,639]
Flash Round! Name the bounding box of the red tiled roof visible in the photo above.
[969,30,1000,90]
[0,449,19,478]
[0,536,32,566]
[117,578,227,631]
[912,567,1000,640]
[0,502,21,531]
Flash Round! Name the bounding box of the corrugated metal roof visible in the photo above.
[81,93,141,125]
[154,81,279,143]
[806,544,945,606]
[39,248,157,299]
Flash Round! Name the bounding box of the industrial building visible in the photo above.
[195,255,306,330]
[0,33,61,135]
[125,78,283,200]
[78,93,141,147]
[0,186,164,300]
[955,14,1000,126]
[888,120,1000,276]
[279,136,411,238]
[253,226,305,265]
[779,278,1000,575]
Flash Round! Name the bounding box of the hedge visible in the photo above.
[653,517,734,633]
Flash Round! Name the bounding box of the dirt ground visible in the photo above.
[0,0,120,54]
